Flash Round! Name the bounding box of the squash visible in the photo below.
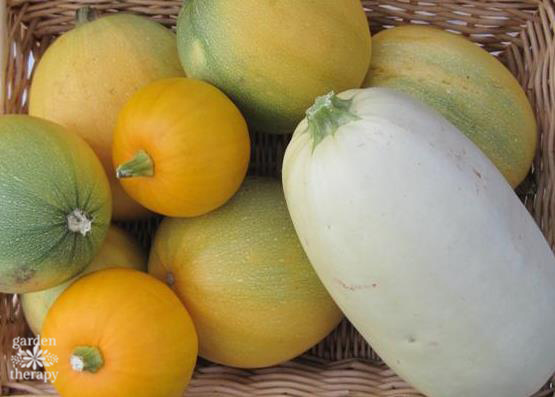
[176,0,371,134]
[113,77,250,217]
[363,25,536,187]
[0,115,111,293]
[42,268,198,397]
[21,225,146,335]
[282,88,555,397]
[29,8,185,219]
[148,178,342,368]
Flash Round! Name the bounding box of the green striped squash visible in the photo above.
[364,25,536,187]
[177,0,371,134]
[149,178,342,368]
[0,115,111,293]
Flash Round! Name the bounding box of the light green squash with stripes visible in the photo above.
[0,115,111,293]
[364,25,536,187]
[177,0,371,134]
[149,178,342,368]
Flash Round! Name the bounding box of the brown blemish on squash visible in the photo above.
[166,271,175,287]
[334,278,377,291]
[14,266,36,285]
[473,168,482,178]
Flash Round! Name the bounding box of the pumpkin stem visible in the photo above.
[70,346,104,373]
[76,7,99,26]
[67,209,92,237]
[305,91,359,149]
[116,150,154,179]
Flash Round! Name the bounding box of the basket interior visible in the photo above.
[2,1,555,396]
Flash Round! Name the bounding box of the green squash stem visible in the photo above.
[306,91,360,149]
[70,346,104,373]
[76,7,99,26]
[116,150,154,179]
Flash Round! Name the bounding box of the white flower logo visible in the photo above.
[11,343,58,370]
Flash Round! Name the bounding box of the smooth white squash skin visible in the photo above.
[282,87,555,397]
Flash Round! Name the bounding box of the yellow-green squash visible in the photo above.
[29,9,185,219]
[364,25,536,187]
[0,115,111,293]
[149,178,342,368]
[22,225,146,335]
[177,0,371,134]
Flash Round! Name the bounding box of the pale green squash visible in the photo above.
[0,115,111,293]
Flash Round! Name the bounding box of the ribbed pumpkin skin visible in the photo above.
[29,13,184,219]
[42,268,198,397]
[0,115,111,293]
[22,225,146,335]
[149,178,342,368]
[364,25,536,187]
[177,0,371,134]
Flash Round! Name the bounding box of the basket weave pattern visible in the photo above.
[2,1,555,396]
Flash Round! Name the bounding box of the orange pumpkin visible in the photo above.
[41,268,198,397]
[112,77,250,217]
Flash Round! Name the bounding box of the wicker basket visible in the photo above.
[1,0,555,396]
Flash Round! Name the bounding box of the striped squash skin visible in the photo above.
[0,115,111,293]
[364,25,536,188]
[149,178,342,368]
[177,0,371,134]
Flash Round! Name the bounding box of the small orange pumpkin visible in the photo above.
[112,77,250,217]
[42,268,198,397]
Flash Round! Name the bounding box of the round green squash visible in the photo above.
[363,25,536,188]
[22,225,146,334]
[177,0,371,134]
[0,115,111,293]
[149,177,342,368]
